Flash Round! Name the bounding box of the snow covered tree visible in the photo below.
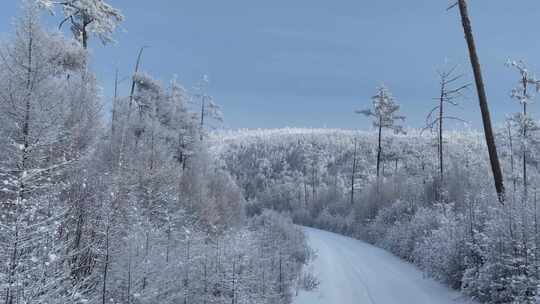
[37,0,123,48]
[193,75,223,140]
[506,60,540,201]
[357,86,405,187]
[0,5,90,303]
[0,4,311,304]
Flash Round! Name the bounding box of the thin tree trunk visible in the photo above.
[142,231,150,290]
[278,252,283,298]
[81,15,90,50]
[101,223,110,304]
[200,96,206,141]
[312,165,316,202]
[508,122,517,201]
[376,120,382,180]
[351,138,358,205]
[303,169,309,208]
[166,221,171,263]
[535,190,538,278]
[522,79,528,200]
[439,81,444,199]
[203,254,208,304]
[184,238,191,304]
[111,69,119,156]
[127,249,132,304]
[128,48,145,110]
[376,119,383,196]
[231,258,236,304]
[457,0,505,203]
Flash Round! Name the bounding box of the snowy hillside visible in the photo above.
[213,127,540,303]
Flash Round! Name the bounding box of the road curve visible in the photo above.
[293,227,476,304]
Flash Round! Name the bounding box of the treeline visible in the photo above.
[215,125,540,303]
[0,3,312,304]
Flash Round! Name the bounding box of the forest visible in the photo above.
[0,2,315,304]
[1,0,540,304]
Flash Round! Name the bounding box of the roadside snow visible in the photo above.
[294,227,476,304]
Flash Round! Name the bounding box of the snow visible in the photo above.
[294,227,476,304]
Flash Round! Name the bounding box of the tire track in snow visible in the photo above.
[293,227,477,304]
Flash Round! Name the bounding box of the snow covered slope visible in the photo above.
[294,227,476,304]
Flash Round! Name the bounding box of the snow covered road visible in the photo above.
[293,227,476,304]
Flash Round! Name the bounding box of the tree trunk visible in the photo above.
[351,138,358,205]
[200,96,206,141]
[303,170,309,208]
[457,0,505,203]
[507,122,516,201]
[128,47,145,110]
[376,118,383,195]
[376,120,382,180]
[312,165,317,202]
[522,79,528,200]
[439,82,444,197]
[81,14,90,50]
[101,223,110,304]
[111,69,119,167]
[231,258,236,304]
[535,190,538,277]
[127,249,132,304]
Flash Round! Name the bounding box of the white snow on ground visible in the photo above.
[294,227,477,304]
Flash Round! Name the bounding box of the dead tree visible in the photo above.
[425,64,470,201]
[453,0,505,203]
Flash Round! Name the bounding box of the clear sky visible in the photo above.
[1,1,540,130]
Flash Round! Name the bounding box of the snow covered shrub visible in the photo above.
[376,205,440,261]
[248,210,316,302]
[462,202,538,304]
[314,208,348,233]
[414,207,468,289]
[367,199,416,243]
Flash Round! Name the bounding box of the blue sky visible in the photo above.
[1,1,540,130]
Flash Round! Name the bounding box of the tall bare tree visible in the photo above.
[425,64,469,200]
[453,0,505,203]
